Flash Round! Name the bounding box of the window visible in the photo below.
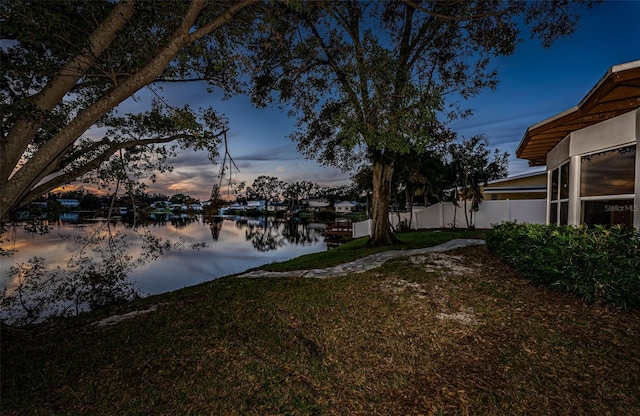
[582,199,635,228]
[580,145,636,227]
[548,161,570,225]
[580,145,635,197]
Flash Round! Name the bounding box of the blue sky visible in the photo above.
[117,0,640,201]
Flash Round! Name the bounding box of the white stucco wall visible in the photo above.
[547,109,638,171]
[570,108,637,156]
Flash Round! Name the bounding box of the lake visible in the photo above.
[0,215,329,297]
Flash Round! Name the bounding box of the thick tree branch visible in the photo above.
[316,2,373,129]
[1,0,256,221]
[0,0,136,184]
[188,0,261,43]
[22,134,197,208]
[306,18,366,129]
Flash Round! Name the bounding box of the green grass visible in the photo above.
[262,229,487,272]
[2,244,638,415]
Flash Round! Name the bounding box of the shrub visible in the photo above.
[486,222,640,310]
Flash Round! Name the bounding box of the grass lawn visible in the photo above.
[2,236,639,415]
[261,229,487,272]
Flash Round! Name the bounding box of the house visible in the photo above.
[246,200,266,211]
[516,60,640,229]
[58,199,80,208]
[110,206,128,215]
[150,201,171,210]
[220,203,246,214]
[483,171,547,201]
[304,198,331,211]
[334,200,356,213]
[266,202,288,212]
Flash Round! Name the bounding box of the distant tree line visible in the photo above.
[29,129,509,223]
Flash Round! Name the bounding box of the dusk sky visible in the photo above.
[108,1,640,202]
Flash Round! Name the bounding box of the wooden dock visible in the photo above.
[323,222,353,246]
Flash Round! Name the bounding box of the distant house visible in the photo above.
[266,202,288,212]
[483,171,547,201]
[246,200,266,211]
[110,206,128,215]
[150,201,171,210]
[304,198,331,211]
[334,201,356,213]
[516,60,640,228]
[219,203,247,214]
[58,199,80,208]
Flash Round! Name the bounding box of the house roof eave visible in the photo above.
[516,60,640,165]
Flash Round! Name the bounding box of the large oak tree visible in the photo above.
[250,0,593,246]
[0,0,262,222]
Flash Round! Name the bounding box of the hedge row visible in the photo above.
[485,222,640,310]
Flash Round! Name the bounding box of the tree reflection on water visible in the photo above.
[204,215,224,241]
[142,213,325,251]
[241,217,322,252]
[1,214,326,325]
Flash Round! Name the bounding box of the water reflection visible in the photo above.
[1,215,327,298]
[241,217,322,252]
[205,216,224,241]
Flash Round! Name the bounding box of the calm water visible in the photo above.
[0,215,328,296]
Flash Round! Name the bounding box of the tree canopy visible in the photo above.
[246,175,284,202]
[249,0,593,245]
[1,0,595,244]
[0,0,261,222]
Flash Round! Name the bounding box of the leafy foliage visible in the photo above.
[249,0,592,245]
[390,141,452,228]
[486,222,640,310]
[1,224,205,325]
[246,175,285,203]
[0,0,261,221]
[282,181,323,210]
[448,135,509,228]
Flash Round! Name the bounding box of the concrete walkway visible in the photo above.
[238,238,486,279]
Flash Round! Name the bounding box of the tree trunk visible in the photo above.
[367,161,399,247]
[451,191,458,229]
[0,0,259,223]
[463,197,470,228]
[406,185,415,230]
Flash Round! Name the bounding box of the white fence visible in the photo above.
[352,219,372,239]
[353,199,547,238]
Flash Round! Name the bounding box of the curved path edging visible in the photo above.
[237,238,486,279]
